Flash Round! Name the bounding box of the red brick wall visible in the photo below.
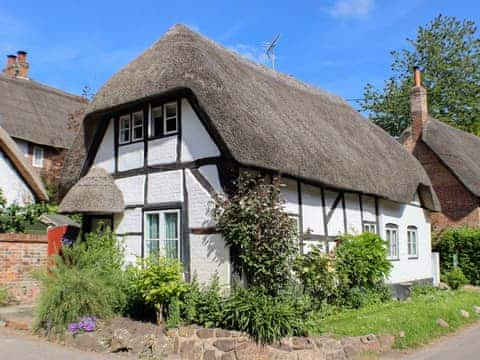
[0,233,47,303]
[412,141,480,232]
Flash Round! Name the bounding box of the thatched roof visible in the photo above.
[62,24,439,210]
[0,122,48,202]
[0,74,86,149]
[403,118,480,198]
[59,167,124,214]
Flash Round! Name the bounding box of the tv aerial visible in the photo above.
[263,34,280,69]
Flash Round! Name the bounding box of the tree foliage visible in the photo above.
[361,15,480,136]
[213,173,298,296]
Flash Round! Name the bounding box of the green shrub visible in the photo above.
[340,285,392,309]
[166,297,182,329]
[336,232,392,289]
[220,286,311,344]
[34,230,127,334]
[443,268,468,290]
[132,257,186,323]
[293,246,337,305]
[410,283,437,297]
[0,286,9,306]
[214,174,298,295]
[435,227,480,285]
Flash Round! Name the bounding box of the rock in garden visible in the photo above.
[460,309,470,318]
[110,328,132,352]
[473,306,480,314]
[398,331,406,338]
[438,282,450,290]
[436,319,449,328]
[213,338,236,352]
[74,332,109,352]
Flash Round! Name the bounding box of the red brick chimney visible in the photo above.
[16,50,29,79]
[410,66,428,143]
[3,55,17,76]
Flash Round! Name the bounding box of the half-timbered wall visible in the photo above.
[89,95,434,286]
[0,149,34,205]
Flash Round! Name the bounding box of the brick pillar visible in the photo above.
[410,67,428,144]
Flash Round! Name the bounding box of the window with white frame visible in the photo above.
[119,114,131,144]
[363,222,377,233]
[407,226,418,258]
[144,210,180,260]
[385,223,399,260]
[32,145,44,168]
[150,105,163,138]
[132,111,144,141]
[164,102,178,135]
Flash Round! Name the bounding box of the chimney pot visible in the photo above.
[15,50,29,79]
[16,50,27,62]
[413,66,422,87]
[3,55,17,76]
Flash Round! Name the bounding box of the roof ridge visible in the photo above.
[166,24,347,106]
[0,74,86,103]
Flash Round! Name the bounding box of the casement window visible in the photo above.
[144,210,180,260]
[132,111,144,141]
[119,114,131,144]
[32,145,44,168]
[150,105,163,138]
[164,102,178,135]
[363,222,377,234]
[407,226,418,258]
[385,223,399,260]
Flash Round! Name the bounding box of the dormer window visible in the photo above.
[119,114,131,144]
[149,101,178,138]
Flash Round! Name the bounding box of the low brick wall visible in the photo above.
[0,233,48,303]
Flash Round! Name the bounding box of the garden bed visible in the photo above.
[317,289,480,349]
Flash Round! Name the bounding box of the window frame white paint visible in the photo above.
[119,114,131,145]
[163,101,178,136]
[131,110,144,142]
[363,222,377,234]
[385,223,399,260]
[32,145,44,168]
[407,225,419,259]
[143,209,181,260]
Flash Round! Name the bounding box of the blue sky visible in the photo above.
[0,0,478,108]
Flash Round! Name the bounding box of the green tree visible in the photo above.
[361,15,480,137]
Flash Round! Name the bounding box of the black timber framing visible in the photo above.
[297,180,304,252]
[359,193,364,231]
[375,197,381,236]
[341,193,347,234]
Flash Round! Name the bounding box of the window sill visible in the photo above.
[148,133,178,141]
[408,256,419,260]
[388,258,400,262]
[119,139,144,146]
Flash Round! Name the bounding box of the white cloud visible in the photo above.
[327,0,374,18]
[228,43,269,65]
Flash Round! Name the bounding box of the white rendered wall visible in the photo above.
[190,234,230,287]
[0,150,34,205]
[115,175,145,206]
[147,170,183,204]
[280,178,299,215]
[301,184,324,235]
[379,199,433,284]
[181,99,220,162]
[362,195,377,222]
[14,139,29,158]
[324,190,345,236]
[344,193,362,234]
[118,142,144,172]
[115,207,142,235]
[93,119,115,173]
[148,137,177,165]
[198,165,223,194]
[185,169,215,228]
[119,234,142,265]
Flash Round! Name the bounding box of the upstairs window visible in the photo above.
[363,222,377,234]
[407,226,418,258]
[119,114,131,144]
[385,223,399,260]
[132,111,144,141]
[150,105,163,138]
[164,102,178,135]
[32,145,44,168]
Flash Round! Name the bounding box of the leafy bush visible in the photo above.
[335,233,392,289]
[293,246,337,305]
[410,283,438,297]
[220,286,312,344]
[0,286,9,306]
[443,268,468,290]
[34,230,127,334]
[339,284,392,309]
[0,188,51,233]
[166,297,182,329]
[214,174,298,295]
[435,227,480,285]
[132,257,186,322]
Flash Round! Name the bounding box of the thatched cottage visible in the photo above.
[402,68,480,233]
[59,25,440,287]
[0,51,86,192]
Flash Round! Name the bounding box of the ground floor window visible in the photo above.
[144,209,180,259]
[407,226,418,258]
[385,223,399,260]
[363,222,377,233]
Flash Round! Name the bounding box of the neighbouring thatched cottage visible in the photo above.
[0,51,86,192]
[59,25,440,288]
[0,123,48,205]
[402,68,480,233]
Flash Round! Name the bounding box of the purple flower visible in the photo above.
[78,316,96,332]
[68,322,79,333]
[62,237,74,247]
